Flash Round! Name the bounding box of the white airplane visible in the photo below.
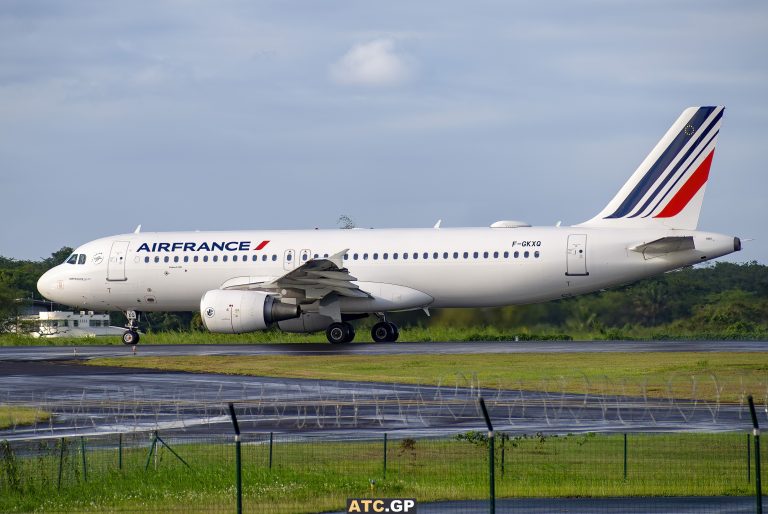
[37,106,740,345]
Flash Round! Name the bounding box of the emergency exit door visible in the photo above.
[566,234,589,276]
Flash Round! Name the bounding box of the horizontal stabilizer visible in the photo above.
[630,236,695,257]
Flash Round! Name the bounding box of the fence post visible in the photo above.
[118,433,123,471]
[80,437,87,482]
[269,432,273,470]
[228,403,242,514]
[500,433,505,478]
[383,433,387,480]
[623,433,627,481]
[749,433,752,483]
[479,397,495,514]
[749,395,763,514]
[57,438,65,490]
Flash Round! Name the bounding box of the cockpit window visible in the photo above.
[66,254,78,264]
[77,254,86,265]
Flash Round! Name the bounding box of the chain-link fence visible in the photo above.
[1,428,764,513]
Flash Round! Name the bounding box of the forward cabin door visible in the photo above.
[107,241,130,281]
[566,234,589,276]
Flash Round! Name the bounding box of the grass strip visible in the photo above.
[0,405,50,429]
[0,433,758,513]
[87,352,768,403]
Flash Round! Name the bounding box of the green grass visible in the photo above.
[0,405,50,429]
[88,351,768,403]
[0,433,757,513]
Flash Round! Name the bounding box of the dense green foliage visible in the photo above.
[1,247,766,338]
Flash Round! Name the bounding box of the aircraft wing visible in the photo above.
[220,249,371,300]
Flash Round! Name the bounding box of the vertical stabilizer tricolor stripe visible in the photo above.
[604,106,719,219]
[654,150,714,218]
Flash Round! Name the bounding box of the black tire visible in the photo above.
[371,322,395,343]
[326,322,348,344]
[343,323,355,343]
[122,330,140,345]
[388,322,400,342]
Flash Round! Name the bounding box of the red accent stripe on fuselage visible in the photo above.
[254,240,270,250]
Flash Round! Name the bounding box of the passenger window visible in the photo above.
[271,255,277,261]
[514,251,519,258]
[433,252,438,259]
[144,257,150,263]
[233,255,238,262]
[154,256,160,263]
[287,254,292,262]
[203,256,209,262]
[164,256,169,263]
[524,251,530,258]
[324,253,329,258]
[223,255,228,262]
[383,253,388,260]
[473,252,478,259]
[403,253,408,260]
[344,254,349,260]
[184,256,189,263]
[373,253,378,260]
[443,252,448,259]
[424,252,429,259]
[393,253,399,260]
[302,254,308,261]
[363,253,368,260]
[412,252,417,260]
[353,253,358,260]
[67,254,78,264]
[243,255,248,261]
[483,252,489,258]
[534,251,540,258]
[252,255,257,262]
[262,255,267,261]
[194,256,199,262]
[504,251,509,258]
[313,254,319,259]
[173,256,179,263]
[78,254,86,265]
[493,251,499,258]
[213,255,219,262]
[453,252,459,259]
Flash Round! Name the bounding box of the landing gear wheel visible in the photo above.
[326,322,355,344]
[122,330,140,345]
[371,321,399,343]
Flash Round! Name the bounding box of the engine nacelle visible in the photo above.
[278,313,334,333]
[200,290,300,334]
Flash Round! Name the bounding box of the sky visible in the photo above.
[1,1,766,263]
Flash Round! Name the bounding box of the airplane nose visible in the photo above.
[37,269,56,301]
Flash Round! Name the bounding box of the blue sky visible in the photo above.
[1,1,766,262]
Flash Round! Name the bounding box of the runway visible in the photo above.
[0,359,754,441]
[1,339,767,362]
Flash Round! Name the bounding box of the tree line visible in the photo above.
[1,248,766,338]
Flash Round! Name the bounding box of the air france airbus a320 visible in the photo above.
[38,106,741,344]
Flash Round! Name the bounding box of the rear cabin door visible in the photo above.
[107,241,130,281]
[566,234,589,276]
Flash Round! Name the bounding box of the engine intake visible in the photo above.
[200,290,300,334]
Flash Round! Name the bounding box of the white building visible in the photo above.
[31,311,126,338]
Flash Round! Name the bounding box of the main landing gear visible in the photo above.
[326,322,355,344]
[371,321,399,343]
[122,310,140,345]
[324,320,400,344]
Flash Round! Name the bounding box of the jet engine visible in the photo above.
[200,290,300,333]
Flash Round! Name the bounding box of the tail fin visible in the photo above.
[579,106,724,230]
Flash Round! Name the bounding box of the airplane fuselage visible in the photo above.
[37,226,738,313]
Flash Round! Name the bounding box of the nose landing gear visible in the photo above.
[122,310,141,345]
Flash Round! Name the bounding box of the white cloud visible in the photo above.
[330,38,412,86]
